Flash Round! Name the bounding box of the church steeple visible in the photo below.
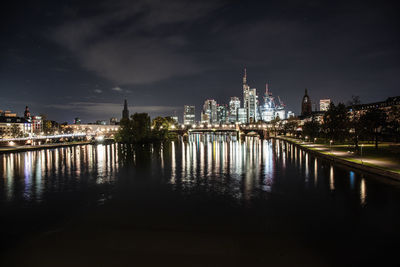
[122,99,129,120]
[301,88,312,117]
[24,106,31,121]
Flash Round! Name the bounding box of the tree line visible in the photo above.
[281,97,400,150]
[115,113,178,144]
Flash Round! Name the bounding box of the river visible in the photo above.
[1,139,399,266]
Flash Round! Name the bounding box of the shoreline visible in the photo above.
[275,136,400,182]
[0,141,92,154]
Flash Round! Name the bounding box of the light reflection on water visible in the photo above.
[0,144,120,203]
[0,140,374,207]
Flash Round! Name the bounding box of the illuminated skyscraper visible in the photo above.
[242,68,258,123]
[183,105,195,125]
[229,97,240,123]
[202,99,217,124]
[217,104,228,124]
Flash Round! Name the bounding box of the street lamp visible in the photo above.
[361,144,364,165]
[314,137,317,143]
[330,140,333,154]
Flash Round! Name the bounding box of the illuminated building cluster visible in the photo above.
[183,68,293,125]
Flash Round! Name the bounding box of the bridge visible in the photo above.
[0,133,90,146]
[171,124,273,141]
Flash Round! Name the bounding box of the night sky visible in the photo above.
[1,0,399,123]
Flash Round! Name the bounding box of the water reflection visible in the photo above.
[0,140,374,208]
[330,165,335,191]
[0,144,119,203]
[360,178,367,206]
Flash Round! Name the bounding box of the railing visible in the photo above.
[0,133,90,142]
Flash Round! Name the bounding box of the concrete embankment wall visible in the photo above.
[0,141,92,154]
[275,137,400,182]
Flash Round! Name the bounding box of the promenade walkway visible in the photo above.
[278,136,400,178]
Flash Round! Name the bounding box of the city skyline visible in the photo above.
[1,0,399,123]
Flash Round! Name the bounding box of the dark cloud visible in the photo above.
[1,0,399,122]
[52,0,225,84]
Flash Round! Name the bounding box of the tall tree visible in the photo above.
[302,116,320,140]
[386,106,400,142]
[283,117,299,136]
[347,96,362,152]
[322,102,349,142]
[360,108,387,149]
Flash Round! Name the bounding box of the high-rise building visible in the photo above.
[202,99,217,124]
[320,99,331,111]
[237,108,247,124]
[217,104,228,124]
[183,105,195,125]
[200,113,209,124]
[122,99,129,120]
[301,89,312,117]
[242,68,258,123]
[229,97,240,123]
[258,83,288,121]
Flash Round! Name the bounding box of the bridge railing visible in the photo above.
[0,133,90,142]
[171,124,273,131]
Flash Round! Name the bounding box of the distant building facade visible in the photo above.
[171,116,179,124]
[31,115,43,133]
[242,69,259,123]
[0,116,32,138]
[183,105,195,125]
[228,97,240,123]
[320,99,331,111]
[202,99,217,124]
[217,104,228,124]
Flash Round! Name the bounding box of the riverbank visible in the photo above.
[0,141,92,154]
[276,136,400,182]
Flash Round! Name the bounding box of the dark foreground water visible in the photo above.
[0,139,399,266]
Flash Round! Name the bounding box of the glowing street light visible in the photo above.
[361,144,364,164]
[330,140,333,154]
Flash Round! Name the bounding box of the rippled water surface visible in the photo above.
[1,139,400,266]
